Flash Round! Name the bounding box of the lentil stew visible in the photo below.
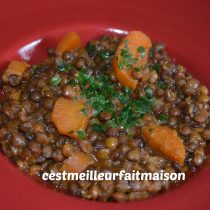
[0,30,209,202]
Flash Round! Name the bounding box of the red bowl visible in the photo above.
[0,0,210,209]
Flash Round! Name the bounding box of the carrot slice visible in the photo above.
[51,97,89,140]
[61,151,93,173]
[142,124,186,165]
[113,31,152,90]
[56,31,82,55]
[2,60,29,82]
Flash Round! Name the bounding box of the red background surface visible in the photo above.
[0,0,210,210]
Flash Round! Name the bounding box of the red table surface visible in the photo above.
[0,0,210,210]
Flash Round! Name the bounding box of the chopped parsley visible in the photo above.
[57,63,66,71]
[118,40,137,70]
[91,123,106,132]
[69,130,74,134]
[117,42,147,71]
[51,75,61,86]
[81,108,88,115]
[134,67,141,72]
[144,86,154,98]
[73,96,78,102]
[157,80,166,90]
[108,118,118,128]
[87,42,95,55]
[137,46,146,58]
[118,96,155,129]
[75,69,115,115]
[56,59,73,72]
[158,114,169,124]
[152,63,160,72]
[31,65,40,75]
[62,64,74,71]
[116,87,131,104]
[77,130,86,140]
[68,68,156,131]
[97,50,112,59]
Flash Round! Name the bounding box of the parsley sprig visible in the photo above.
[68,67,156,131]
[118,40,137,70]
[117,96,155,129]
[51,75,61,86]
[77,130,86,140]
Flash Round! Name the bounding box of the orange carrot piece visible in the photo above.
[56,31,82,55]
[142,124,186,165]
[113,31,152,90]
[2,60,29,82]
[61,151,93,173]
[51,97,89,140]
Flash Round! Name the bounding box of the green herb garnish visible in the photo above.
[118,40,137,70]
[118,96,155,129]
[134,67,141,72]
[76,71,115,115]
[69,130,74,134]
[51,75,61,86]
[108,117,118,128]
[137,46,146,58]
[68,69,156,131]
[57,64,66,71]
[73,96,78,102]
[81,66,87,72]
[116,87,131,104]
[97,51,112,59]
[56,59,73,72]
[158,114,169,124]
[77,130,86,140]
[31,65,40,75]
[91,123,106,132]
[87,42,95,55]
[157,80,166,90]
[144,86,154,98]
[68,79,77,86]
[152,63,160,72]
[81,108,88,115]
